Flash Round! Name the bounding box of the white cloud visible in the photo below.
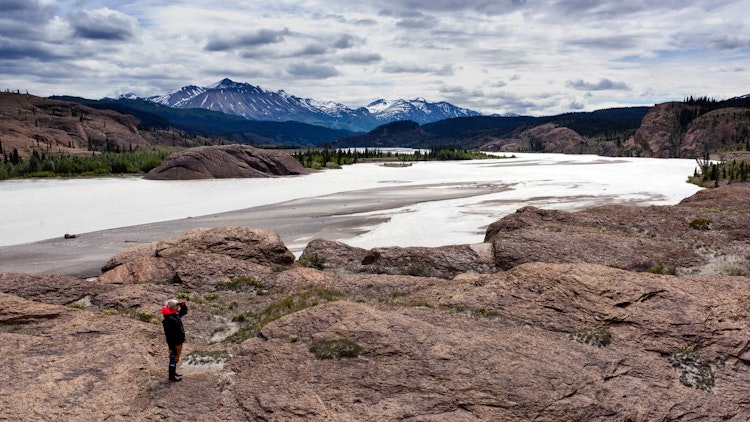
[1,0,748,115]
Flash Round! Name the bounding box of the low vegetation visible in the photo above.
[299,253,326,270]
[309,338,362,359]
[569,328,613,347]
[688,218,711,230]
[185,349,231,366]
[690,157,750,188]
[216,275,267,295]
[0,145,176,179]
[668,347,714,392]
[292,146,505,169]
[226,288,343,343]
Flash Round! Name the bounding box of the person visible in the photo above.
[161,298,188,382]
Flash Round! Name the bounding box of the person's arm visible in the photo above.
[178,301,188,317]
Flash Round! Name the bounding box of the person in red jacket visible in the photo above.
[161,299,188,382]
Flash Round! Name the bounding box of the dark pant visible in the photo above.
[169,343,183,367]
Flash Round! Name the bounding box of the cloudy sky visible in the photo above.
[2,0,749,116]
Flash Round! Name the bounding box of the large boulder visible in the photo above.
[99,227,294,285]
[300,238,495,279]
[0,272,107,305]
[144,144,311,180]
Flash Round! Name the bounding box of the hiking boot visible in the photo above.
[169,366,182,382]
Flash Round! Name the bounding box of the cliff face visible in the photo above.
[481,122,585,154]
[2,185,750,420]
[144,144,311,180]
[0,92,146,156]
[625,102,750,158]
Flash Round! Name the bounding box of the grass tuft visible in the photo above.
[569,328,613,347]
[309,338,361,359]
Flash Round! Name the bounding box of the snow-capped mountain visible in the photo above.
[365,98,479,123]
[140,78,481,132]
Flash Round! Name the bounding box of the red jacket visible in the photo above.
[161,303,188,347]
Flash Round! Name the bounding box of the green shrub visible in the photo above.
[669,347,714,392]
[569,328,613,347]
[408,300,436,308]
[136,311,159,324]
[309,338,361,359]
[689,218,711,230]
[299,253,326,270]
[472,307,503,318]
[226,288,342,344]
[176,291,191,300]
[648,262,676,275]
[216,275,264,291]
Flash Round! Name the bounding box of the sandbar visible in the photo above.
[0,181,510,277]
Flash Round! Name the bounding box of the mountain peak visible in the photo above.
[141,79,481,132]
[209,78,241,89]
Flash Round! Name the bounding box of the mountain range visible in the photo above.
[126,78,482,132]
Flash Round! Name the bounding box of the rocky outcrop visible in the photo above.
[0,292,164,421]
[300,238,495,279]
[680,108,750,157]
[524,123,585,153]
[623,102,679,158]
[99,227,295,286]
[144,144,311,180]
[0,92,147,157]
[0,272,108,305]
[625,102,750,158]
[3,185,750,420]
[480,123,585,154]
[485,185,750,276]
[3,260,750,420]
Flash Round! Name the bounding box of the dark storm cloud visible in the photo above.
[0,0,57,39]
[340,52,383,64]
[676,32,750,50]
[70,9,139,41]
[547,0,654,19]
[378,0,525,16]
[566,78,630,91]
[396,14,439,29]
[295,44,329,56]
[283,34,360,58]
[204,28,291,52]
[0,41,69,61]
[567,35,641,50]
[0,0,56,20]
[332,34,357,49]
[382,63,454,76]
[287,63,340,79]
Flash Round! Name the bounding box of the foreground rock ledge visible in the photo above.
[2,261,750,420]
[2,185,750,420]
